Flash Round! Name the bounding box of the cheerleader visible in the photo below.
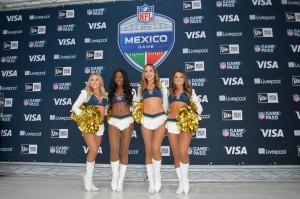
[165,70,203,194]
[107,69,136,192]
[71,73,107,192]
[134,64,168,193]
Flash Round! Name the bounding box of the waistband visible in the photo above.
[143,112,166,118]
[111,114,132,119]
[167,118,178,122]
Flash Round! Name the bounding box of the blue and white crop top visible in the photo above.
[85,95,108,107]
[142,87,163,99]
[168,92,190,105]
[112,93,127,104]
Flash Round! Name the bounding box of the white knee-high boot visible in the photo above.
[152,159,162,193]
[175,167,183,194]
[180,162,189,194]
[146,164,155,194]
[84,161,97,192]
[111,160,120,191]
[116,164,127,192]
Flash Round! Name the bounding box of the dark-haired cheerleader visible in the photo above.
[107,69,136,192]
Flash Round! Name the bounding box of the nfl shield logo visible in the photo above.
[216,1,223,7]
[188,147,193,155]
[293,94,300,102]
[254,45,261,52]
[1,57,6,63]
[57,25,62,31]
[50,146,55,153]
[258,112,265,120]
[87,9,93,15]
[137,4,154,22]
[53,83,59,90]
[29,42,34,48]
[183,17,189,24]
[220,62,226,69]
[118,4,175,72]
[24,99,29,106]
[84,67,91,74]
[222,129,229,137]
[287,29,294,36]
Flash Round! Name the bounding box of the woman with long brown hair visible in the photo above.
[134,64,168,193]
[166,70,202,194]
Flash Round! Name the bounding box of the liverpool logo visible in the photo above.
[118,4,175,72]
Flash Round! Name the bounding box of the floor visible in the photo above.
[0,175,300,199]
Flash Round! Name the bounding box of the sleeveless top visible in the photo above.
[142,87,163,99]
[111,93,127,104]
[168,92,190,105]
[85,95,107,107]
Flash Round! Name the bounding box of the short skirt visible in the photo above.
[108,114,134,131]
[141,112,167,130]
[95,123,105,136]
[165,118,180,134]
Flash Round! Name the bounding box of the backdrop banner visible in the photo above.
[0,0,300,165]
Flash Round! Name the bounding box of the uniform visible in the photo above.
[72,90,107,136]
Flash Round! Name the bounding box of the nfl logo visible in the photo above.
[50,146,55,153]
[57,25,62,31]
[188,147,193,155]
[1,57,6,63]
[293,94,300,102]
[287,29,294,36]
[258,112,265,120]
[138,4,154,23]
[254,45,261,52]
[222,129,229,137]
[220,62,226,69]
[29,42,34,48]
[24,99,29,106]
[216,1,223,7]
[53,83,59,90]
[183,17,189,24]
[118,4,175,72]
[87,9,93,15]
[84,67,91,74]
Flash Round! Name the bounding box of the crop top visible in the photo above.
[85,95,108,107]
[142,87,163,99]
[112,93,127,104]
[168,92,190,105]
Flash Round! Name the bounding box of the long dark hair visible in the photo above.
[108,69,133,106]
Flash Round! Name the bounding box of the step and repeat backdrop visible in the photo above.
[0,0,300,165]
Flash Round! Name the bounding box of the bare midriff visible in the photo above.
[168,101,188,118]
[143,97,164,114]
[111,102,131,116]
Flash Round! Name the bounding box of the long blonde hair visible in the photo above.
[140,64,161,91]
[169,70,192,96]
[85,73,106,97]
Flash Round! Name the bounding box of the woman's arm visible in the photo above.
[161,82,169,113]
[191,89,203,117]
[71,90,87,115]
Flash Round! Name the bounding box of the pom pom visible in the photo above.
[176,102,200,133]
[71,104,102,134]
[132,100,144,124]
[166,106,170,116]
[106,106,112,121]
